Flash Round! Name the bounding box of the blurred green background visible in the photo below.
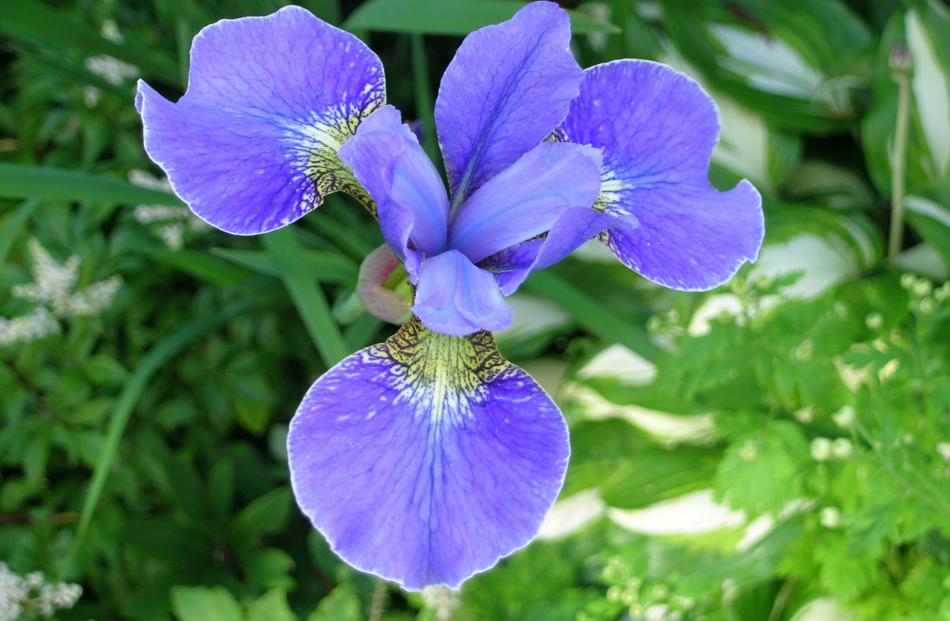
[1,0,948,620]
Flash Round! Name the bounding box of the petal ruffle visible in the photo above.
[435,1,582,204]
[413,250,513,336]
[136,6,385,235]
[287,319,569,590]
[447,142,603,263]
[339,106,450,277]
[560,60,764,290]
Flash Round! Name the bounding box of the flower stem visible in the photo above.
[887,54,912,262]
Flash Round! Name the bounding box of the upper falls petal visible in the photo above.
[560,60,765,291]
[136,6,385,235]
[287,319,570,590]
[435,1,583,204]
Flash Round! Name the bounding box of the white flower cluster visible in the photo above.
[0,239,122,347]
[84,55,138,86]
[0,308,60,347]
[0,563,82,621]
[130,171,207,250]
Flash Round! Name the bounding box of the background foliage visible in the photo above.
[1,1,948,620]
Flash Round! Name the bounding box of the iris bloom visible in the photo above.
[136,2,763,589]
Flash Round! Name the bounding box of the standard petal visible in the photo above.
[136,6,385,235]
[435,1,583,204]
[413,250,513,336]
[447,142,603,263]
[287,319,569,590]
[560,60,765,290]
[483,207,637,295]
[339,106,450,277]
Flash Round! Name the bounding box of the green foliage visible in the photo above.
[1,1,948,620]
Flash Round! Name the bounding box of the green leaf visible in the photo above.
[714,420,810,516]
[662,0,874,133]
[0,164,183,206]
[0,0,179,82]
[345,0,618,35]
[262,228,349,367]
[247,589,296,621]
[0,200,38,264]
[904,194,950,268]
[232,487,292,540]
[171,586,244,621]
[68,298,253,564]
[241,548,296,591]
[306,584,361,621]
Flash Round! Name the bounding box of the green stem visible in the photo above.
[409,34,440,168]
[888,71,911,261]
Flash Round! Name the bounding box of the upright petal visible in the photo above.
[287,319,569,590]
[413,250,513,336]
[435,1,582,204]
[339,106,450,277]
[560,60,764,290]
[136,6,385,235]
[448,142,603,263]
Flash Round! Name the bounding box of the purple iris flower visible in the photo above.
[135,2,763,590]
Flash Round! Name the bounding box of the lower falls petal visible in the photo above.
[287,319,569,590]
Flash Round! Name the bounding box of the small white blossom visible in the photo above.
[158,223,185,250]
[911,279,932,298]
[129,169,173,192]
[820,507,841,528]
[84,54,138,85]
[865,313,883,330]
[794,407,815,424]
[100,19,123,43]
[133,205,185,224]
[811,437,832,462]
[831,438,853,459]
[83,86,102,108]
[832,405,856,428]
[938,443,950,461]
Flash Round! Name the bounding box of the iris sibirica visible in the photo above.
[136,2,764,589]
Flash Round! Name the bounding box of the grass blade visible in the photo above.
[211,247,358,284]
[263,229,349,366]
[0,164,182,206]
[139,246,251,287]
